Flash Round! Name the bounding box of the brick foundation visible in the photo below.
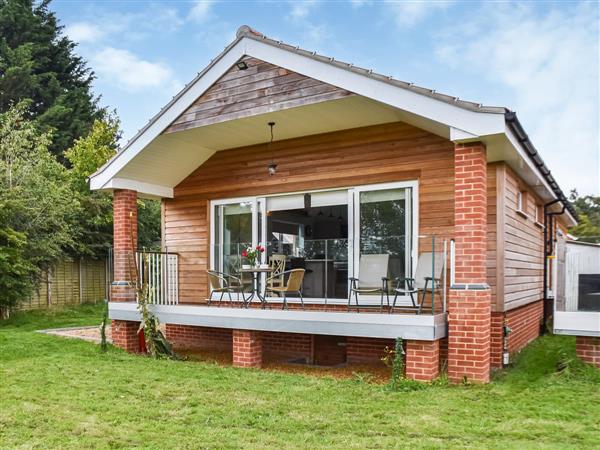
[111,320,140,353]
[576,336,600,368]
[490,300,544,368]
[448,289,492,383]
[165,324,232,351]
[405,340,440,381]
[346,337,394,364]
[232,329,262,368]
[262,331,312,360]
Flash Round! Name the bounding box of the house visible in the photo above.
[91,26,595,382]
[554,240,600,367]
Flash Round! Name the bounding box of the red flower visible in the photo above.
[241,250,247,257]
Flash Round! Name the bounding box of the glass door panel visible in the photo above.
[354,184,413,301]
[214,201,253,275]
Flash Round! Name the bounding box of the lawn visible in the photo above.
[1,305,599,449]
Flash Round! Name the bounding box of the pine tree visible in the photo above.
[0,0,103,161]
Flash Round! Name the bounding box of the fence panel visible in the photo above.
[18,258,107,311]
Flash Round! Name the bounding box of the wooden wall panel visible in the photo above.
[165,57,353,134]
[164,121,455,303]
[502,165,545,311]
[487,163,499,310]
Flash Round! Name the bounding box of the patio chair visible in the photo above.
[348,254,390,312]
[265,269,306,310]
[206,270,246,306]
[391,252,444,314]
[268,254,286,292]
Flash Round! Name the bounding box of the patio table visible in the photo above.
[239,267,273,309]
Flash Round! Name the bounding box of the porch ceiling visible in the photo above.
[113,95,449,195]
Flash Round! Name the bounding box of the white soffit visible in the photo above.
[107,95,449,190]
[90,35,507,194]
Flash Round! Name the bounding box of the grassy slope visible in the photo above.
[1,305,599,449]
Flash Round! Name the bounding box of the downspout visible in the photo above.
[542,199,566,334]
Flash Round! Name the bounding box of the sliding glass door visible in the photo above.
[210,181,416,302]
[353,182,416,302]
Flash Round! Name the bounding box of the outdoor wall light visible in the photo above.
[236,61,248,70]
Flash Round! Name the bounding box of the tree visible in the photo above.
[569,190,600,243]
[0,0,102,161]
[65,116,162,256]
[0,103,79,309]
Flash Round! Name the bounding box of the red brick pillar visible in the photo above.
[111,320,140,353]
[405,340,440,381]
[576,336,600,368]
[111,189,140,352]
[232,330,262,368]
[111,189,138,302]
[448,142,492,383]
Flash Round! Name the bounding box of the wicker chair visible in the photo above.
[265,269,306,310]
[268,254,286,291]
[206,270,246,306]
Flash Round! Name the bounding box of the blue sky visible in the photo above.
[54,0,599,195]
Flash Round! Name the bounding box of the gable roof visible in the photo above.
[89,25,576,223]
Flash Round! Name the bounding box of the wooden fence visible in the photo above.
[17,258,108,310]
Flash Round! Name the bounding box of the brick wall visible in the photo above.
[232,330,262,368]
[490,300,543,368]
[111,320,140,353]
[165,324,232,351]
[111,189,138,303]
[262,331,311,360]
[576,336,600,368]
[346,337,394,364]
[405,340,440,381]
[448,142,492,384]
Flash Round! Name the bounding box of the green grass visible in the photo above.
[1,306,599,449]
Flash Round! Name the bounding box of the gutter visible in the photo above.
[542,199,566,334]
[505,112,578,222]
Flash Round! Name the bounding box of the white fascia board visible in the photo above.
[245,38,506,137]
[89,39,248,191]
[91,36,506,193]
[102,178,174,198]
[109,302,448,340]
[504,125,577,226]
[450,126,480,141]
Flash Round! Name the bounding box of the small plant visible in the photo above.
[99,299,108,353]
[381,337,408,391]
[351,371,374,384]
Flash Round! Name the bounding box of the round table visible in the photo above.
[239,267,273,309]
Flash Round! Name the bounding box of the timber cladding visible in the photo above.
[164,121,456,303]
[496,163,546,311]
[165,56,353,134]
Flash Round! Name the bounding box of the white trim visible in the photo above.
[245,38,505,137]
[103,178,173,198]
[89,39,248,191]
[109,302,447,340]
[554,311,600,337]
[90,36,506,193]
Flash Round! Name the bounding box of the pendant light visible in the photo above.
[267,122,277,176]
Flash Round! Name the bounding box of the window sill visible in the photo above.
[516,210,529,219]
[534,221,545,229]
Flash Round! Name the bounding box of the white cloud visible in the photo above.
[385,0,454,27]
[93,47,177,93]
[288,0,319,21]
[188,0,215,23]
[435,2,599,194]
[65,22,105,43]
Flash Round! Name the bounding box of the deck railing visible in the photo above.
[136,251,179,305]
